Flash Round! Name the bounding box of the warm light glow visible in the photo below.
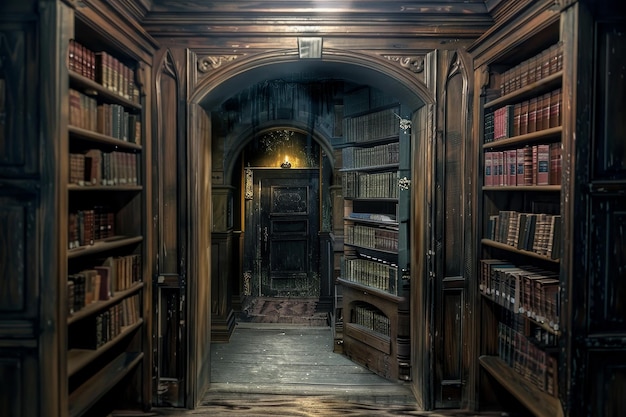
[281,155,292,168]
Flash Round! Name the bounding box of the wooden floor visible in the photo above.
[148,322,507,417]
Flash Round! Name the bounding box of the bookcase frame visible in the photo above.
[58,3,154,417]
[471,3,565,417]
[337,88,411,381]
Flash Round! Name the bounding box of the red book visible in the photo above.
[540,92,551,131]
[94,266,112,300]
[550,143,562,185]
[536,144,550,185]
[550,89,561,128]
[523,146,533,185]
[508,149,517,186]
[513,103,522,137]
[528,97,538,134]
[519,100,529,136]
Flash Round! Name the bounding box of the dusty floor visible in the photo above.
[114,299,522,417]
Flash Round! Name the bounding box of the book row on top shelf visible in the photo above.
[68,38,140,105]
[342,105,401,144]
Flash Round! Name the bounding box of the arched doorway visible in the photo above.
[184,50,434,408]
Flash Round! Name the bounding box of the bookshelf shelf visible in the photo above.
[69,70,141,110]
[482,185,560,192]
[339,163,399,173]
[67,319,143,376]
[344,243,398,257]
[479,356,563,417]
[68,351,144,417]
[67,236,143,259]
[337,278,404,303]
[346,197,399,202]
[69,126,142,150]
[483,126,562,150]
[68,282,144,325]
[344,216,399,227]
[68,184,143,192]
[481,239,560,263]
[484,71,563,109]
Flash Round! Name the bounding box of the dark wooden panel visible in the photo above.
[0,193,35,315]
[0,25,37,177]
[588,197,626,333]
[0,356,22,416]
[594,22,626,179]
[442,288,463,380]
[587,351,626,417]
[0,349,38,417]
[156,61,180,274]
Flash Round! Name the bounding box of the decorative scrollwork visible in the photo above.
[398,176,411,191]
[395,113,412,134]
[383,55,425,73]
[197,55,238,73]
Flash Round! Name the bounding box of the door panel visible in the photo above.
[248,169,320,297]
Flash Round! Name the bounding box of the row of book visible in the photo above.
[480,259,560,331]
[343,106,401,143]
[345,224,399,252]
[498,320,558,397]
[487,211,562,260]
[69,88,142,144]
[343,171,399,199]
[484,143,562,187]
[343,257,398,294]
[351,303,391,337]
[68,39,140,103]
[70,150,140,187]
[499,42,563,96]
[68,207,115,249]
[67,254,143,314]
[341,142,400,169]
[485,89,562,142]
[69,295,141,350]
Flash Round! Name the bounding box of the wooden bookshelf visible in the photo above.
[62,6,152,417]
[338,86,411,382]
[472,4,564,416]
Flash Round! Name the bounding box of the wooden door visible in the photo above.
[250,169,320,297]
[432,50,473,409]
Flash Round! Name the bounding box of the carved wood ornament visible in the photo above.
[197,55,239,73]
[382,55,425,73]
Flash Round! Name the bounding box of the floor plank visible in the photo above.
[145,323,509,416]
